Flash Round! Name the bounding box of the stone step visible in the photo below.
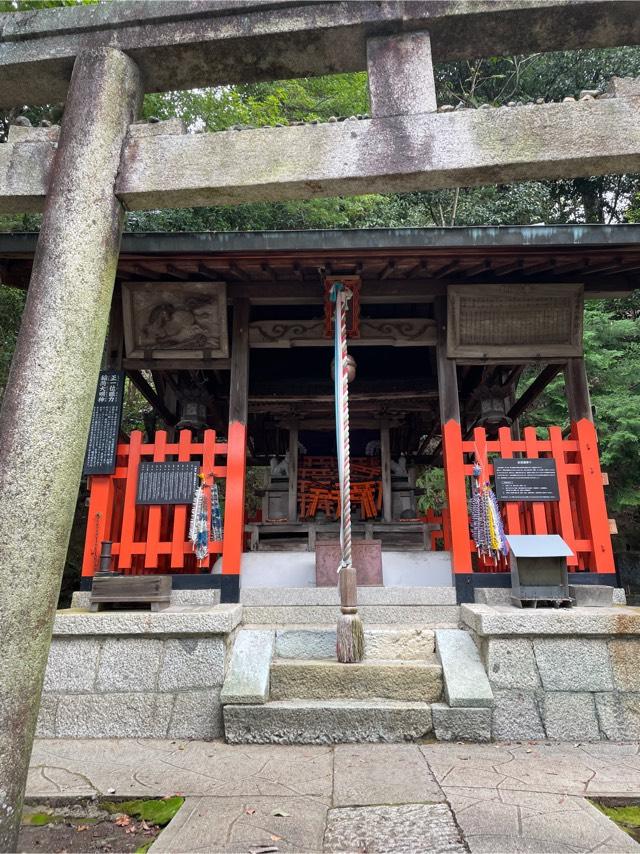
[224,699,434,744]
[269,658,443,702]
[275,625,438,661]
[240,586,457,606]
[242,603,459,626]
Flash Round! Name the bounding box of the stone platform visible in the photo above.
[37,604,241,740]
[462,602,640,741]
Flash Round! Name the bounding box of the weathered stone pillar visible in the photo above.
[0,48,141,851]
[366,30,437,117]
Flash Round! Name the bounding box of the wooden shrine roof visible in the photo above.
[1,225,639,299]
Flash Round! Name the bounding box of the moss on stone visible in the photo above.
[100,797,184,827]
[25,812,53,827]
[593,801,640,841]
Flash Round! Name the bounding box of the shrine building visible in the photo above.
[0,224,632,604]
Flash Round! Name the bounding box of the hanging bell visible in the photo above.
[330,354,357,383]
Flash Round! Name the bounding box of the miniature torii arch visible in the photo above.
[0,1,639,849]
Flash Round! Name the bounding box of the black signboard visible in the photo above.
[136,461,199,505]
[83,369,125,475]
[493,458,560,502]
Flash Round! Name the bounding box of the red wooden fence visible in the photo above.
[441,418,615,575]
[82,429,229,577]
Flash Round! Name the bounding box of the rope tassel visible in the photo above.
[330,281,364,663]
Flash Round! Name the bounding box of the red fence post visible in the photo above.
[573,418,615,573]
[118,430,143,570]
[81,475,114,577]
[221,421,247,578]
[548,425,579,566]
[442,419,472,573]
[523,426,548,535]
[145,430,167,569]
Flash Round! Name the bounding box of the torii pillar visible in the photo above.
[0,49,141,851]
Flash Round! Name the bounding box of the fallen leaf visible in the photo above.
[271,834,283,841]
[76,825,89,832]
[271,810,290,817]
[245,808,256,815]
[115,815,132,827]
[141,820,150,830]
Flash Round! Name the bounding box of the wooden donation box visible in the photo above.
[315,540,383,586]
[507,534,573,608]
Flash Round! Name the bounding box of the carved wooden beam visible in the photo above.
[249,318,437,348]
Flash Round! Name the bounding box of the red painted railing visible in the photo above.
[82,429,229,577]
[441,419,615,574]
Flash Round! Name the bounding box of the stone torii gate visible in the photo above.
[0,1,639,848]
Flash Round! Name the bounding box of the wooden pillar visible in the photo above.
[380,421,393,522]
[435,295,472,577]
[288,422,299,523]
[221,298,250,603]
[0,48,141,852]
[564,357,593,423]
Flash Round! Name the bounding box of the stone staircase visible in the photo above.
[221,587,474,744]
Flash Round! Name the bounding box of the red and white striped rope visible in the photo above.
[335,287,352,569]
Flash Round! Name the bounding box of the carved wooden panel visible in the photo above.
[249,318,436,348]
[122,280,228,359]
[447,284,583,362]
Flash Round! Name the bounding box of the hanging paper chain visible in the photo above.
[210,482,223,542]
[189,481,209,561]
[469,461,509,563]
[330,282,352,571]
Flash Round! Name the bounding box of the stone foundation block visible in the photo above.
[43,638,100,693]
[484,638,540,690]
[432,703,492,742]
[96,637,163,692]
[274,627,437,661]
[168,690,223,740]
[533,638,614,691]
[543,692,600,741]
[569,585,615,607]
[244,604,458,626]
[595,692,640,741]
[221,630,274,704]
[609,639,640,692]
[435,629,493,707]
[224,700,433,744]
[55,692,174,738]
[158,637,225,691]
[491,689,545,741]
[474,588,511,606]
[269,660,442,702]
[35,694,59,738]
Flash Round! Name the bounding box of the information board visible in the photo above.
[493,458,560,502]
[83,369,125,475]
[136,461,200,505]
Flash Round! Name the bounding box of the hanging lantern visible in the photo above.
[330,354,357,383]
[177,398,208,431]
[473,383,512,429]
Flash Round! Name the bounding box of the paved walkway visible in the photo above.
[27,739,640,853]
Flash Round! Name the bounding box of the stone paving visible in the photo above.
[27,739,640,852]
